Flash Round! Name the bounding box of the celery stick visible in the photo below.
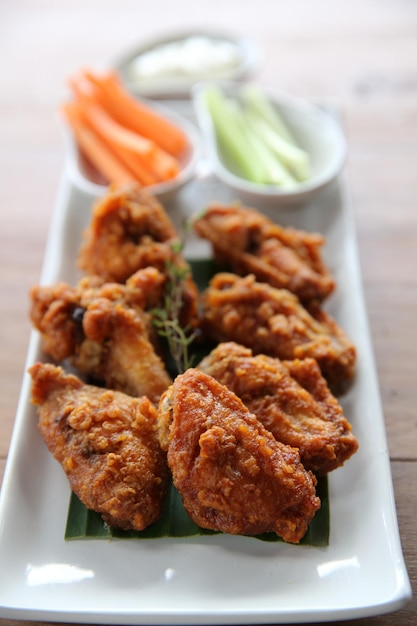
[227,99,296,187]
[241,83,297,146]
[226,99,273,184]
[243,118,297,187]
[202,86,265,183]
[244,110,311,181]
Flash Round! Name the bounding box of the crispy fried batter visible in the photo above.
[29,268,171,402]
[29,362,170,531]
[200,273,356,389]
[193,203,335,303]
[78,183,178,282]
[198,342,358,474]
[157,368,320,543]
[76,183,198,327]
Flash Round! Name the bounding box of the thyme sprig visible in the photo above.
[152,240,197,375]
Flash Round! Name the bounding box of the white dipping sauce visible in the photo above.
[128,36,242,82]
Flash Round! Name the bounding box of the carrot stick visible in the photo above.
[68,72,182,182]
[77,98,180,181]
[68,76,156,157]
[105,142,160,186]
[73,99,164,184]
[76,100,180,182]
[146,145,180,180]
[61,102,136,186]
[63,100,178,186]
[83,69,188,157]
[64,102,158,186]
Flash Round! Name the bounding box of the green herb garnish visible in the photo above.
[152,240,197,375]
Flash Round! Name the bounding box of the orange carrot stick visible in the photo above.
[146,145,180,180]
[106,142,160,186]
[76,100,180,182]
[83,69,188,157]
[77,98,180,181]
[68,76,156,157]
[61,103,136,186]
[68,71,182,182]
[72,99,163,184]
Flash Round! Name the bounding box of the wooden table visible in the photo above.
[1,0,416,624]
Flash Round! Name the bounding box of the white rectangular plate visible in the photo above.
[0,166,411,624]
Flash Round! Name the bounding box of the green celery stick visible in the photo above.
[227,98,297,187]
[242,114,297,187]
[202,86,265,183]
[241,83,298,146]
[244,110,311,181]
[226,99,273,184]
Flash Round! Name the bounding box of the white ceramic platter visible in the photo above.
[0,144,411,623]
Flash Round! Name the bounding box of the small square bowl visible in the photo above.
[193,82,347,207]
[61,99,201,203]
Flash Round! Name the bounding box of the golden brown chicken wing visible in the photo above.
[29,269,171,402]
[78,183,177,282]
[200,273,356,390]
[193,202,335,303]
[76,183,199,327]
[29,362,170,532]
[198,342,358,474]
[157,368,320,543]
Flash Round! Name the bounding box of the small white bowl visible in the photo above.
[61,100,201,203]
[115,30,263,99]
[193,82,347,207]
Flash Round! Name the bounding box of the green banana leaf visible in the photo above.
[65,475,329,546]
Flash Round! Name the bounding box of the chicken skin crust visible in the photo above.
[77,183,198,326]
[193,203,335,303]
[78,183,177,283]
[198,343,358,475]
[29,362,170,532]
[29,268,171,403]
[157,368,320,544]
[200,273,356,390]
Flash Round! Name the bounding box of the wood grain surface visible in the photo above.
[1,0,416,624]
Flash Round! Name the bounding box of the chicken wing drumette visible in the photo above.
[29,362,170,531]
[157,368,320,543]
[198,342,358,474]
[29,268,172,402]
[200,273,356,390]
[193,202,335,303]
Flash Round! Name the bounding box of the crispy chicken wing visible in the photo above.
[77,183,198,326]
[157,368,320,543]
[198,342,358,474]
[29,362,170,531]
[29,269,171,402]
[200,273,356,389]
[78,183,177,282]
[193,203,335,303]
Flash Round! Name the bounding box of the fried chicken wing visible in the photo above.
[198,342,358,474]
[77,183,198,327]
[157,368,320,543]
[78,183,177,282]
[29,269,171,402]
[193,203,335,303]
[29,362,170,531]
[200,273,356,389]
